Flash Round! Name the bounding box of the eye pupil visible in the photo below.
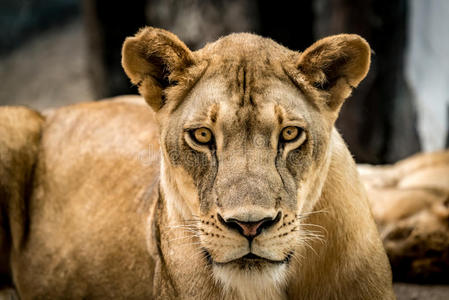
[193,128,213,144]
[281,126,300,142]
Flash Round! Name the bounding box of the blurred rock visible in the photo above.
[0,0,79,54]
[0,20,93,109]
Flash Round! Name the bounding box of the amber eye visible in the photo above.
[281,126,300,142]
[192,128,213,144]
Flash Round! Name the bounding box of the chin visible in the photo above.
[211,256,290,300]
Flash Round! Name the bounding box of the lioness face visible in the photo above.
[122,28,370,292]
[160,63,329,270]
[162,74,332,289]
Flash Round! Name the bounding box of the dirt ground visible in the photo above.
[0,18,448,300]
[394,283,449,300]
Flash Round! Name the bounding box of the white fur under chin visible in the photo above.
[213,264,288,300]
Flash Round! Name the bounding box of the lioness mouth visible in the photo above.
[203,249,292,266]
[236,253,291,265]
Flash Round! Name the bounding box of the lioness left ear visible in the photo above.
[122,27,195,111]
[297,34,371,111]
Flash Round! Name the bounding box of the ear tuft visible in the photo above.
[122,27,195,111]
[297,34,371,110]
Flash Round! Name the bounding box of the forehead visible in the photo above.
[181,63,315,129]
[172,32,322,129]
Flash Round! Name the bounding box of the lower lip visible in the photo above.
[202,249,293,265]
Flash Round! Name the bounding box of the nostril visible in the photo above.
[217,214,244,234]
[217,212,282,239]
[258,211,282,233]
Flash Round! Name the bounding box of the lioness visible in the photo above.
[0,28,394,299]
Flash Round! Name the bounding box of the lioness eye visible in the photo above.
[193,128,213,144]
[281,126,300,142]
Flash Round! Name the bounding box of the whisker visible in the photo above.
[301,240,319,256]
[296,209,329,220]
[183,219,200,223]
[166,225,198,230]
[300,222,327,231]
[167,235,199,243]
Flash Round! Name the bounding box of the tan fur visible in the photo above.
[359,151,449,282]
[0,107,43,295]
[0,28,394,299]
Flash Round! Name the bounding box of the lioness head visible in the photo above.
[122,28,370,294]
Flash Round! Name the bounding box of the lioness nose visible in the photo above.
[218,212,281,240]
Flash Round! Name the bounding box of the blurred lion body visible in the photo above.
[1,97,162,298]
[359,151,449,282]
[0,28,394,299]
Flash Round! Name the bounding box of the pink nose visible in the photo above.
[234,220,266,237]
[217,212,282,241]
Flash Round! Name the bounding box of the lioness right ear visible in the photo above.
[122,27,195,111]
[297,34,371,111]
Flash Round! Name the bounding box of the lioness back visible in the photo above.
[7,97,161,298]
[0,106,43,294]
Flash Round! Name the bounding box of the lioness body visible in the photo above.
[5,98,159,298]
[1,28,394,299]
